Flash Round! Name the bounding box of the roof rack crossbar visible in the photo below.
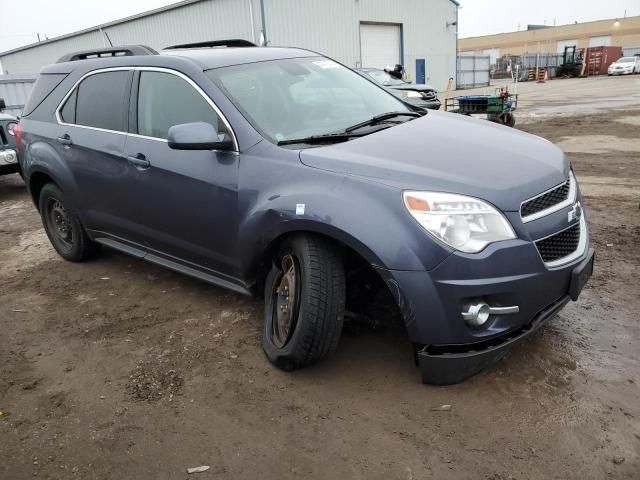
[56,45,158,63]
[164,39,257,50]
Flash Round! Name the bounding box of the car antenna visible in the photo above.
[104,31,114,47]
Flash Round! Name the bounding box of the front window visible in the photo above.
[616,57,635,63]
[207,57,409,144]
[137,71,227,139]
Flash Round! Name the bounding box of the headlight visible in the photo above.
[403,191,516,253]
[6,121,17,135]
[399,90,423,98]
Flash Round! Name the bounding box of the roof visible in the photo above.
[0,0,206,57]
[163,46,317,69]
[42,46,319,74]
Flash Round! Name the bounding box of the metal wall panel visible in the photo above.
[0,0,255,75]
[456,55,490,89]
[0,0,457,91]
[264,0,458,90]
[0,75,36,116]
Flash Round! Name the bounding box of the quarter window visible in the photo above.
[60,70,130,131]
[137,71,226,139]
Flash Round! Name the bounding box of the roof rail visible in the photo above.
[56,45,158,63]
[164,39,257,50]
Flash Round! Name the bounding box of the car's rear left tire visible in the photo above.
[263,234,345,371]
[39,183,100,262]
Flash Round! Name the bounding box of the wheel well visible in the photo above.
[258,232,399,321]
[29,172,56,210]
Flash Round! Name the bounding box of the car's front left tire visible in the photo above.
[263,234,345,371]
[39,183,100,262]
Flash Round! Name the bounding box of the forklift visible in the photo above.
[557,46,584,78]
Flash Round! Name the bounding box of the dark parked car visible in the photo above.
[18,42,593,384]
[357,67,441,110]
[0,98,21,176]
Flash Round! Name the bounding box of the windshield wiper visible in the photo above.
[277,111,423,146]
[344,111,422,133]
[277,131,366,146]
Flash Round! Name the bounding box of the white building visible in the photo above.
[0,0,459,90]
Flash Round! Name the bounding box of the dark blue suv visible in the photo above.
[17,42,594,384]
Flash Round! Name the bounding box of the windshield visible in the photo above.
[364,69,408,86]
[616,57,636,63]
[207,57,409,143]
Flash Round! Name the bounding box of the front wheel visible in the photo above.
[263,234,345,371]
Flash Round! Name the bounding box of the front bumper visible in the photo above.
[376,229,594,384]
[416,294,570,385]
[408,98,441,111]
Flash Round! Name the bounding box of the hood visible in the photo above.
[299,110,568,212]
[389,83,436,92]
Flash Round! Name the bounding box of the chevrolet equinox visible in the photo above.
[17,41,594,384]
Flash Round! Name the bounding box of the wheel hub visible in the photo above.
[48,200,73,245]
[273,255,299,348]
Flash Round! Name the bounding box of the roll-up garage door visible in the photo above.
[360,23,401,69]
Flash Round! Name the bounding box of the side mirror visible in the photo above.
[167,122,234,151]
[0,98,6,111]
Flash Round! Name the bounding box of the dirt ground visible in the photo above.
[1,76,639,479]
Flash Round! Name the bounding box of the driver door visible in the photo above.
[122,69,240,277]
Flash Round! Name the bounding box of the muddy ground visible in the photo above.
[2,81,639,479]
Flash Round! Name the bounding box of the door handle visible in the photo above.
[127,154,150,169]
[56,134,73,146]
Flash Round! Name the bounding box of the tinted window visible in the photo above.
[59,88,77,124]
[137,71,225,139]
[23,73,67,116]
[75,71,130,131]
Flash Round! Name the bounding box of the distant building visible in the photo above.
[460,15,640,61]
[0,0,459,91]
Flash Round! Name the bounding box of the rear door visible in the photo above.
[121,69,240,276]
[56,68,134,237]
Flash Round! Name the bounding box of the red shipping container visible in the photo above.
[585,46,623,76]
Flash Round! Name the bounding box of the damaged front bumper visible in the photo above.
[377,239,594,385]
[415,295,570,385]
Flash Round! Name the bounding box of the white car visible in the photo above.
[608,56,640,75]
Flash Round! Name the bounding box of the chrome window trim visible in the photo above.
[520,171,576,223]
[535,210,588,269]
[54,66,239,152]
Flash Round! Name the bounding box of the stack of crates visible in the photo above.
[457,96,488,113]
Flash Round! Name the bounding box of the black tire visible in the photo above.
[39,183,100,262]
[505,113,516,128]
[263,234,345,371]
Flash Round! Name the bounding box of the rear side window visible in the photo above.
[61,71,130,131]
[137,71,226,139]
[23,73,67,116]
[59,88,77,124]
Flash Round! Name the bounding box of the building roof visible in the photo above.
[460,14,640,41]
[0,0,206,57]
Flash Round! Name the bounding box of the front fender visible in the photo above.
[237,150,452,278]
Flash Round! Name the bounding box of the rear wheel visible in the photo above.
[263,234,345,371]
[39,183,100,262]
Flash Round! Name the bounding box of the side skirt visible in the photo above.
[92,233,253,297]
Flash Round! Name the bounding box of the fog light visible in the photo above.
[0,149,17,164]
[462,302,520,327]
[462,302,491,326]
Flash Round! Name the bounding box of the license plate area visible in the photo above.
[569,249,594,301]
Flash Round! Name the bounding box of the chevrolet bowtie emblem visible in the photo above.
[568,203,582,223]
